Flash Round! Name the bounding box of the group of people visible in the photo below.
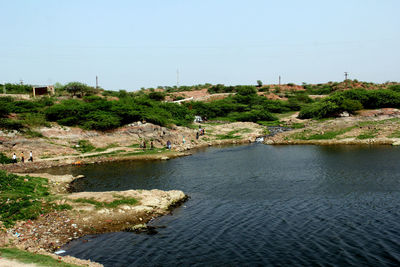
[12,151,33,163]
[196,126,206,139]
[140,140,154,150]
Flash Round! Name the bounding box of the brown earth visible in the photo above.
[1,172,187,267]
[266,108,400,145]
[0,121,264,173]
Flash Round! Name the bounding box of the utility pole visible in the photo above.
[279,75,281,86]
[176,69,179,88]
[96,75,99,89]
[344,72,349,81]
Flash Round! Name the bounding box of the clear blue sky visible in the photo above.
[0,0,399,91]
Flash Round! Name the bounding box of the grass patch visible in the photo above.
[215,129,251,140]
[23,129,44,138]
[72,195,138,209]
[257,120,281,126]
[74,140,95,153]
[128,143,141,148]
[275,111,297,119]
[357,130,378,140]
[84,150,126,158]
[122,147,168,156]
[209,116,235,122]
[0,248,80,267]
[357,118,400,127]
[289,122,305,129]
[0,171,71,227]
[289,126,356,140]
[94,143,119,152]
[389,130,400,138]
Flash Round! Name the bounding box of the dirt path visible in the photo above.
[37,146,132,162]
[0,258,39,267]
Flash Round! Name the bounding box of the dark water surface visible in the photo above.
[54,145,400,266]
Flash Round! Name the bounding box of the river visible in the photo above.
[51,144,400,266]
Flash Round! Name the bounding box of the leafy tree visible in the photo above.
[64,82,94,97]
[257,80,263,87]
[149,91,166,101]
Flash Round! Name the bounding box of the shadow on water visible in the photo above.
[54,144,400,266]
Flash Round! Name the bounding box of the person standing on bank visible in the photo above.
[28,151,33,162]
[12,153,17,163]
[167,140,171,150]
[21,152,24,163]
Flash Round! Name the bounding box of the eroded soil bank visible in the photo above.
[1,172,187,267]
[1,121,264,173]
[265,108,400,145]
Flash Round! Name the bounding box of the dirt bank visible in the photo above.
[0,121,264,173]
[266,109,400,145]
[1,172,187,266]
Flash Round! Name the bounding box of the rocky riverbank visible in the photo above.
[1,172,187,267]
[0,121,264,173]
[265,108,400,146]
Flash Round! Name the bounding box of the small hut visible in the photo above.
[32,85,55,97]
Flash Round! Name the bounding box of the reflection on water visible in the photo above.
[54,145,400,266]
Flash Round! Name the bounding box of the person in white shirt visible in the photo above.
[12,153,17,163]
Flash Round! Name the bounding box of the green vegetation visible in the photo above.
[389,130,400,138]
[299,88,400,119]
[357,130,378,140]
[215,128,251,140]
[74,140,95,153]
[72,195,137,209]
[1,80,400,133]
[0,83,33,94]
[0,152,13,164]
[45,95,194,130]
[0,248,81,267]
[0,171,71,227]
[289,126,356,140]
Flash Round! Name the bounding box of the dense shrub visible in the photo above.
[148,91,166,101]
[299,101,340,119]
[45,96,194,130]
[0,153,13,164]
[299,89,400,119]
[0,83,33,94]
[0,118,24,130]
[64,82,94,97]
[389,84,400,92]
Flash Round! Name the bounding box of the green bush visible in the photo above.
[299,101,340,119]
[83,111,121,131]
[0,118,24,130]
[149,91,166,101]
[0,152,13,164]
[0,171,70,227]
[299,89,400,119]
[388,84,400,92]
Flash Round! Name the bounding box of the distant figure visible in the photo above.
[28,151,33,162]
[150,141,154,150]
[167,140,171,150]
[12,153,17,163]
[143,141,146,150]
[20,152,24,163]
[196,131,199,140]
[183,136,186,144]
